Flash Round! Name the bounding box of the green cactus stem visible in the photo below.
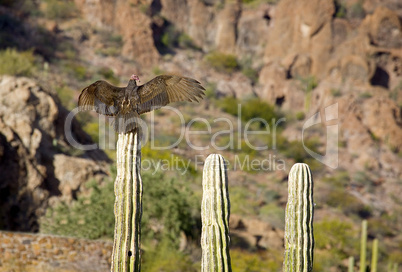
[348,256,355,272]
[201,154,231,272]
[111,131,142,272]
[283,163,314,272]
[360,220,367,272]
[370,239,378,272]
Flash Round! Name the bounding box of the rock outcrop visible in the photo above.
[74,0,160,67]
[0,76,110,232]
[230,214,284,250]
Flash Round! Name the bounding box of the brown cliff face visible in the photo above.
[73,0,270,60]
[0,76,110,232]
[263,0,335,77]
[74,0,160,67]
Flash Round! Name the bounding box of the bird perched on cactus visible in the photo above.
[78,74,205,133]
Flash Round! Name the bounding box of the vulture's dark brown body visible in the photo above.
[78,75,205,133]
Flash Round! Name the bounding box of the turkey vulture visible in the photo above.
[78,74,205,133]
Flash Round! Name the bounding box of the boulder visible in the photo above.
[0,76,110,232]
[230,214,284,250]
[361,6,402,48]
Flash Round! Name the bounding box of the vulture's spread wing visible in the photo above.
[78,81,123,116]
[136,75,205,114]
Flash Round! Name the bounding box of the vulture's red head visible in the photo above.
[130,74,140,82]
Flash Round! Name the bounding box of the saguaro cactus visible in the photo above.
[283,163,314,272]
[201,154,231,272]
[111,131,142,272]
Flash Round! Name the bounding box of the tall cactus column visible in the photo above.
[283,163,314,272]
[201,154,232,272]
[111,131,142,272]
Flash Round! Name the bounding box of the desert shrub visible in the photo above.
[242,66,259,84]
[218,96,239,116]
[205,52,239,73]
[325,187,372,218]
[65,62,89,80]
[178,33,198,49]
[217,97,282,127]
[388,250,402,265]
[96,47,120,57]
[353,171,377,192]
[359,92,372,99]
[231,249,282,272]
[241,98,278,127]
[297,75,317,110]
[43,0,77,20]
[239,57,259,84]
[142,142,197,175]
[322,170,350,188]
[141,171,199,247]
[40,170,199,244]
[298,75,318,93]
[0,48,35,76]
[368,216,396,237]
[40,178,115,239]
[331,88,342,97]
[334,0,347,18]
[98,67,119,85]
[315,219,359,259]
[161,25,180,49]
[230,186,259,215]
[95,30,123,57]
[152,66,165,75]
[278,137,323,171]
[160,25,197,50]
[295,111,305,120]
[82,121,100,143]
[142,240,198,272]
[259,203,285,229]
[313,250,344,271]
[55,85,75,110]
[348,1,365,19]
[204,82,217,99]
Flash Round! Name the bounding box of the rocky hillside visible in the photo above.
[0,0,401,270]
[70,0,402,179]
[0,75,110,232]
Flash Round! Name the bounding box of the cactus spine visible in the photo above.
[360,220,367,272]
[112,131,142,272]
[283,163,314,272]
[201,154,231,272]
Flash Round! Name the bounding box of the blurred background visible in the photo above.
[0,0,401,271]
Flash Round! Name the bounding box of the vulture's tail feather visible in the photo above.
[112,113,141,134]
